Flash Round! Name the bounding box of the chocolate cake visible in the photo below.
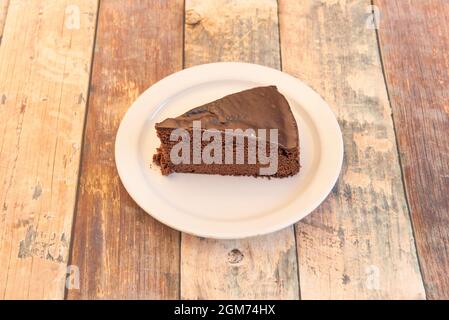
[153,86,300,177]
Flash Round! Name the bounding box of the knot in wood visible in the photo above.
[227,249,244,264]
[186,9,202,25]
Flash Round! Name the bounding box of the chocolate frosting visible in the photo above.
[155,86,299,149]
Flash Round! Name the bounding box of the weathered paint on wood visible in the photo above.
[184,0,281,68]
[66,0,183,299]
[279,0,426,299]
[0,0,98,299]
[181,0,300,299]
[375,0,449,300]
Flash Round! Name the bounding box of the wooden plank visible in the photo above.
[375,0,449,299]
[279,0,426,299]
[181,0,299,299]
[66,0,183,299]
[0,0,9,41]
[0,0,98,299]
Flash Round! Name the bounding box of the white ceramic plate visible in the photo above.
[115,62,343,239]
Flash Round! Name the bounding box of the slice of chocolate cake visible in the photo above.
[153,86,300,178]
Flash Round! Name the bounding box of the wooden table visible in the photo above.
[0,0,448,300]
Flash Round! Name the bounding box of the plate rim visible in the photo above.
[115,62,344,239]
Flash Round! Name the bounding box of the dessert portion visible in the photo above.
[153,86,300,178]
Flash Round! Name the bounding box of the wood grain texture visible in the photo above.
[0,0,98,299]
[0,0,9,41]
[279,0,426,299]
[66,0,183,300]
[181,0,299,299]
[375,0,449,300]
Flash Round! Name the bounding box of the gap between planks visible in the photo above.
[374,0,449,299]
[181,0,300,300]
[0,0,10,47]
[279,0,425,299]
[370,0,427,298]
[0,0,99,299]
[64,0,101,301]
[66,0,183,300]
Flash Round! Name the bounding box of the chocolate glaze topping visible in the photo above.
[155,86,299,149]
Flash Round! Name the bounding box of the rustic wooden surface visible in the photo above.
[279,0,425,299]
[375,0,449,300]
[66,0,183,299]
[182,0,299,299]
[0,0,98,299]
[0,0,9,40]
[0,0,448,300]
